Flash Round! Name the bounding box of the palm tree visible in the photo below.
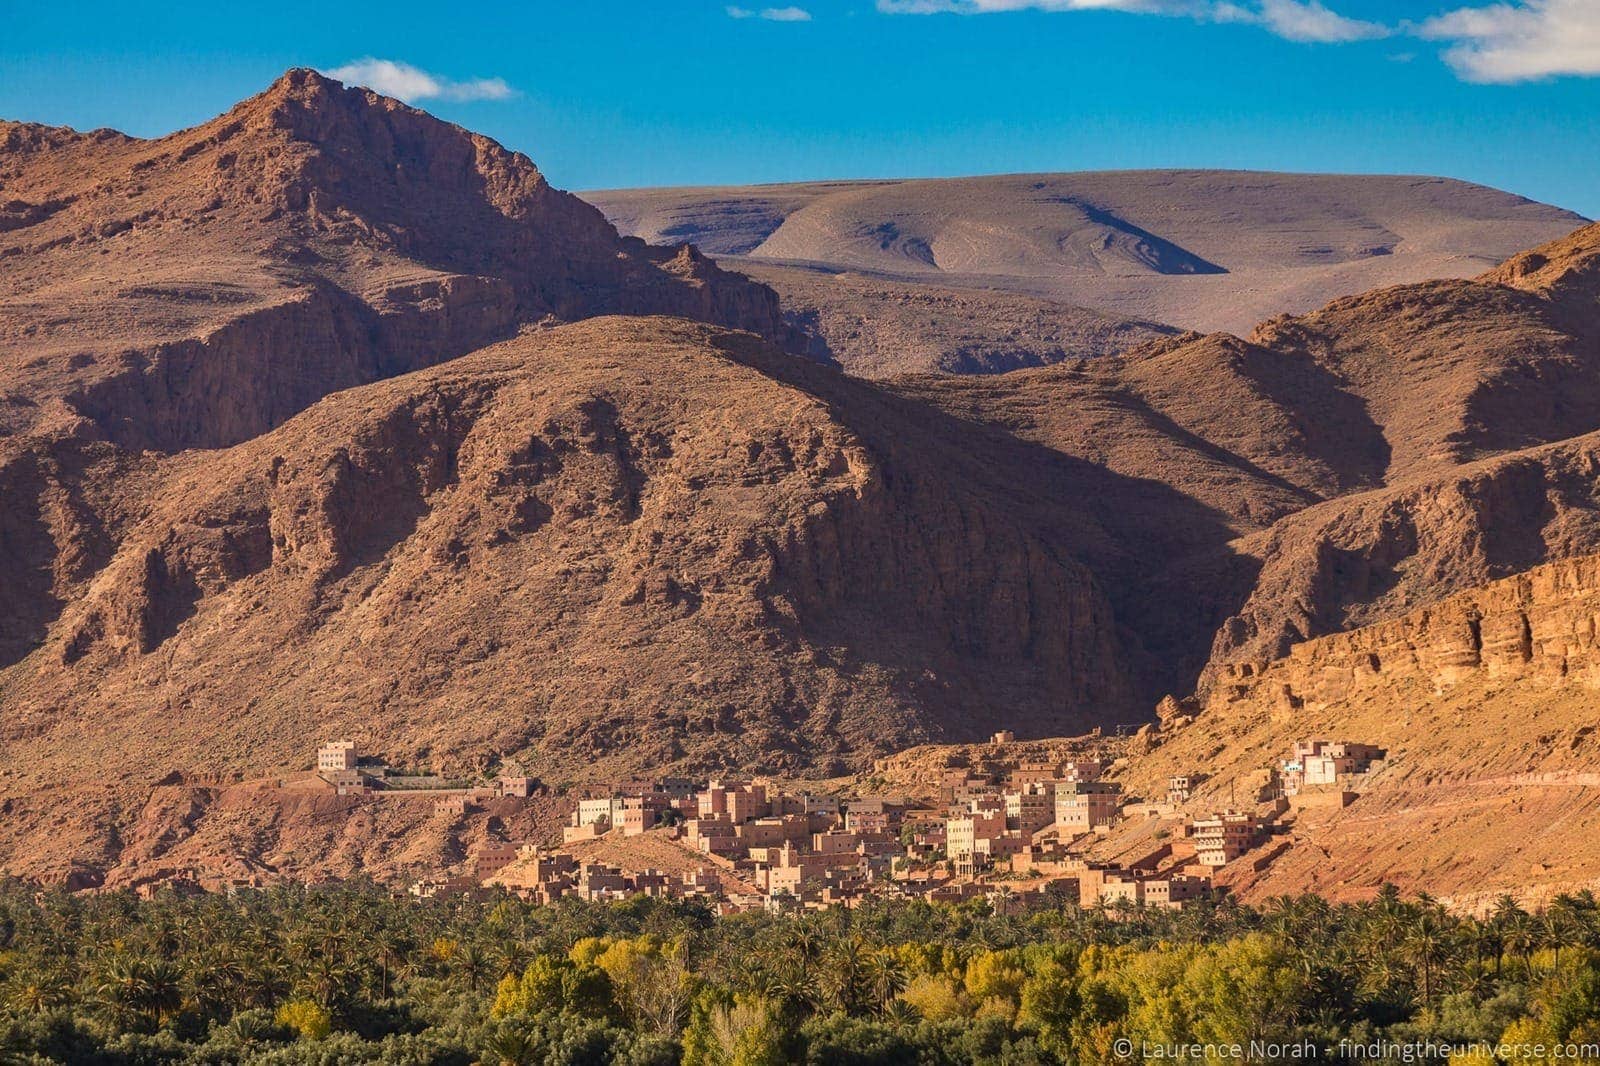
[822,935,871,1016]
[882,998,920,1027]
[184,950,248,1021]
[140,958,185,1028]
[1463,916,1502,982]
[1403,910,1454,1006]
[1541,895,1586,971]
[785,925,824,970]
[1494,901,1537,976]
[299,948,356,1010]
[94,955,154,1032]
[3,969,72,1014]
[491,939,533,985]
[771,957,820,1016]
[481,1022,541,1066]
[453,939,492,992]
[864,950,907,1014]
[372,927,414,999]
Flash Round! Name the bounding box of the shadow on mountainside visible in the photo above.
[706,331,1264,726]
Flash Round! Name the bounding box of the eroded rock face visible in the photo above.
[1204,440,1600,669]
[0,69,792,452]
[0,319,1143,883]
[889,218,1600,700]
[1488,221,1600,312]
[1207,553,1600,715]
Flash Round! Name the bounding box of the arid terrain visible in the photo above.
[736,261,1177,376]
[3,69,1600,898]
[587,171,1585,374]
[1114,551,1600,906]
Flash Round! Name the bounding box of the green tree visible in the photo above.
[682,991,790,1066]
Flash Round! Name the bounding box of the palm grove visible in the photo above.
[2,882,1600,1064]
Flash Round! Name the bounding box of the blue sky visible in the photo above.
[2,0,1596,216]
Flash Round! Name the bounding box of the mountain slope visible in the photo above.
[0,69,792,452]
[0,317,1146,883]
[1122,551,1600,905]
[893,221,1600,686]
[1198,229,1600,665]
[587,171,1585,352]
[740,262,1177,376]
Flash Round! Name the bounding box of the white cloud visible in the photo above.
[1418,0,1600,82]
[874,0,1600,81]
[1257,0,1386,42]
[323,58,515,104]
[727,4,814,19]
[875,0,1385,42]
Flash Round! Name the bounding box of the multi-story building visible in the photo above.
[1294,740,1385,766]
[737,814,812,849]
[576,863,630,901]
[844,798,894,835]
[1007,761,1065,786]
[1054,780,1122,831]
[574,797,618,829]
[1005,783,1057,834]
[620,794,671,836]
[317,740,358,773]
[803,794,841,817]
[1192,812,1259,867]
[946,810,1008,860]
[686,816,741,856]
[698,781,769,823]
[812,830,862,856]
[467,840,521,880]
[1063,759,1104,783]
[613,777,696,801]
[1142,875,1210,909]
[762,843,837,897]
[1283,740,1386,793]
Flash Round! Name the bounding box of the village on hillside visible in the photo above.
[281,729,1386,914]
[123,729,1390,908]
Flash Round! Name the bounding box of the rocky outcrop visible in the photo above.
[0,69,793,451]
[1204,437,1600,668]
[1487,220,1600,314]
[0,320,1141,891]
[1206,552,1600,715]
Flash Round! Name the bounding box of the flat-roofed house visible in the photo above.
[1192,812,1259,867]
[1005,783,1056,834]
[1055,780,1122,831]
[317,740,357,773]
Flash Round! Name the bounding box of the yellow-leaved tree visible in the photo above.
[274,998,331,1042]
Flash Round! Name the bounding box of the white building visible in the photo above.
[317,740,358,772]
